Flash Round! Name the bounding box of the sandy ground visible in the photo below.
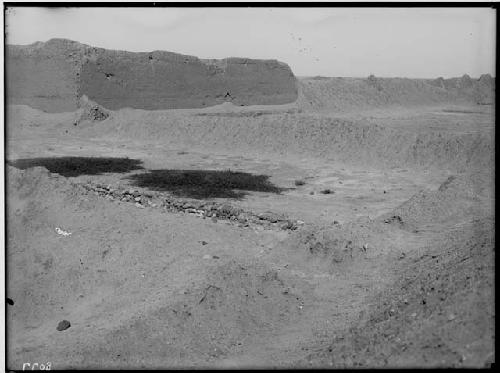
[5,101,495,368]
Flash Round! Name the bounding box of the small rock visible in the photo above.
[56,320,71,331]
[200,241,208,245]
[220,204,233,214]
[134,196,141,202]
[6,298,14,306]
[213,255,220,259]
[362,244,368,251]
[258,212,280,223]
[135,202,145,208]
[333,220,339,225]
[447,314,456,321]
[55,227,72,236]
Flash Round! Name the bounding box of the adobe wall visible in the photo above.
[6,39,298,112]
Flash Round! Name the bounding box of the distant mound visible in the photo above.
[6,38,298,112]
[297,75,495,113]
[381,171,494,231]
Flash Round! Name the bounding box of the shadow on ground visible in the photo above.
[127,169,285,199]
[8,157,144,177]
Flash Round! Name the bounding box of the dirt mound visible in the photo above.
[6,166,92,328]
[142,261,302,360]
[5,163,311,368]
[74,259,308,368]
[7,165,73,199]
[74,95,110,125]
[382,171,494,231]
[6,38,298,112]
[297,75,495,113]
[279,219,395,272]
[301,217,494,368]
[430,74,495,105]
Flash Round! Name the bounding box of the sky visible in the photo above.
[4,6,496,78]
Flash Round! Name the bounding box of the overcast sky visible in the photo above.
[5,7,496,78]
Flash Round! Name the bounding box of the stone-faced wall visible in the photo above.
[6,39,298,112]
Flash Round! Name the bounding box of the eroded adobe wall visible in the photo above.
[6,40,84,112]
[6,39,298,112]
[80,52,298,110]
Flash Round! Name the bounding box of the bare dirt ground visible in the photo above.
[5,96,495,368]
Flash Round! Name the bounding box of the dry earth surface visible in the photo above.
[4,59,495,369]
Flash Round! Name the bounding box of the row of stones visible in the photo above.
[81,183,304,231]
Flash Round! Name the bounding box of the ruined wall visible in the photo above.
[6,40,83,112]
[6,39,298,112]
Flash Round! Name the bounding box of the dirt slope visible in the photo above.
[300,216,494,368]
[63,106,493,173]
[5,166,307,368]
[284,172,495,367]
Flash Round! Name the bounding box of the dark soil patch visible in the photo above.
[127,169,285,199]
[8,157,144,177]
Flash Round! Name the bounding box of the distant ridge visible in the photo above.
[297,74,495,113]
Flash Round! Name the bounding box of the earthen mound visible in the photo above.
[74,95,110,125]
[297,75,495,113]
[383,171,494,231]
[279,220,394,272]
[302,217,494,368]
[84,109,493,173]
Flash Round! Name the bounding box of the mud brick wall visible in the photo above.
[6,40,82,112]
[6,39,298,112]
